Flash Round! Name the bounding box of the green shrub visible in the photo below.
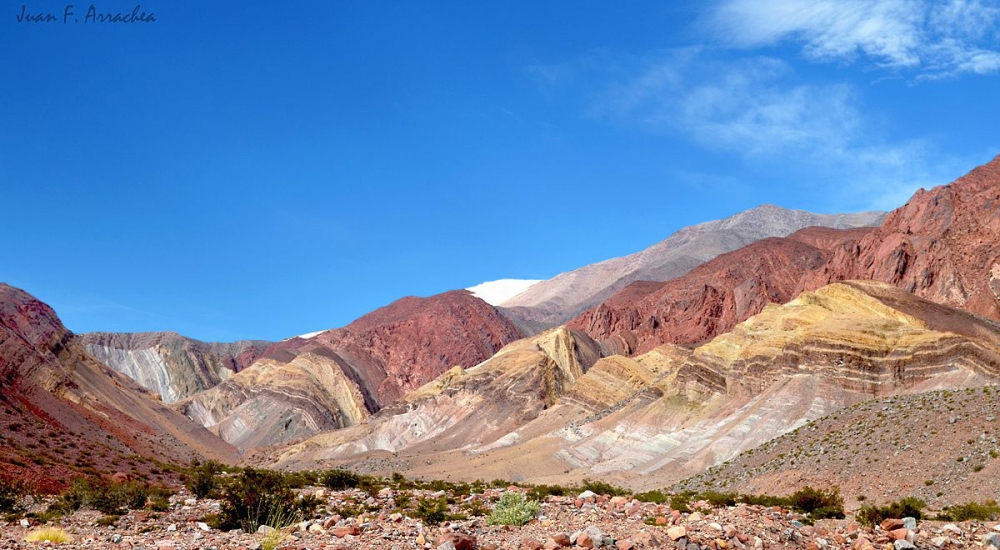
[856,497,925,527]
[0,476,27,515]
[701,491,738,507]
[782,486,845,522]
[935,501,1000,522]
[185,460,222,499]
[323,469,360,490]
[413,496,449,525]
[634,490,667,504]
[216,468,315,532]
[670,492,694,513]
[526,484,568,501]
[54,478,152,516]
[581,479,628,496]
[487,492,539,526]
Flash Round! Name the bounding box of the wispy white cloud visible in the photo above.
[581,50,968,211]
[591,54,860,156]
[709,0,1000,78]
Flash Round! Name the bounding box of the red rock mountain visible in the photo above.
[0,283,236,491]
[800,154,1000,318]
[177,290,523,449]
[572,154,1000,355]
[569,227,872,354]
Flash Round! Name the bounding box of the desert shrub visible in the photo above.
[634,490,668,504]
[581,479,628,496]
[670,492,694,513]
[701,491,738,507]
[185,459,222,499]
[461,497,491,517]
[487,492,539,526]
[394,490,413,510]
[526,484,568,501]
[0,476,27,515]
[789,486,845,520]
[24,527,72,543]
[935,501,1000,522]
[216,468,315,532]
[856,496,925,527]
[413,496,449,525]
[54,477,151,516]
[323,469,360,490]
[739,494,793,508]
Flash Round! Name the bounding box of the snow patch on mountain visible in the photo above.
[467,279,542,305]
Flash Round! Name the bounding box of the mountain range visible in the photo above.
[5,154,1000,503]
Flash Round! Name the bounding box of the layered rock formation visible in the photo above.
[569,227,872,354]
[79,331,270,403]
[264,281,1000,489]
[571,154,1000,358]
[501,205,884,330]
[259,326,602,470]
[177,290,523,449]
[0,283,236,491]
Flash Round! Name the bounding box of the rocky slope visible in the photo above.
[571,154,1000,358]
[176,290,523,449]
[0,283,236,492]
[500,205,884,330]
[78,331,270,403]
[677,385,1000,511]
[263,281,1000,490]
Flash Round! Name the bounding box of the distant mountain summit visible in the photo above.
[499,205,885,330]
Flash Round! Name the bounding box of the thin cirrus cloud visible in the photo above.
[582,50,964,210]
[589,53,860,156]
[708,0,1000,78]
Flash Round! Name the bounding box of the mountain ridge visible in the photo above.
[500,205,885,330]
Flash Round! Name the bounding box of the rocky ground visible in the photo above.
[3,487,1000,550]
[677,387,1000,509]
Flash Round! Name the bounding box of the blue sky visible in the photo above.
[3,1,999,342]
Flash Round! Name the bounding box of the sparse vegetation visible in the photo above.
[935,501,1000,522]
[47,477,164,516]
[214,468,316,532]
[0,476,27,516]
[185,459,223,499]
[856,496,925,527]
[487,491,539,526]
[24,527,72,543]
[323,469,361,490]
